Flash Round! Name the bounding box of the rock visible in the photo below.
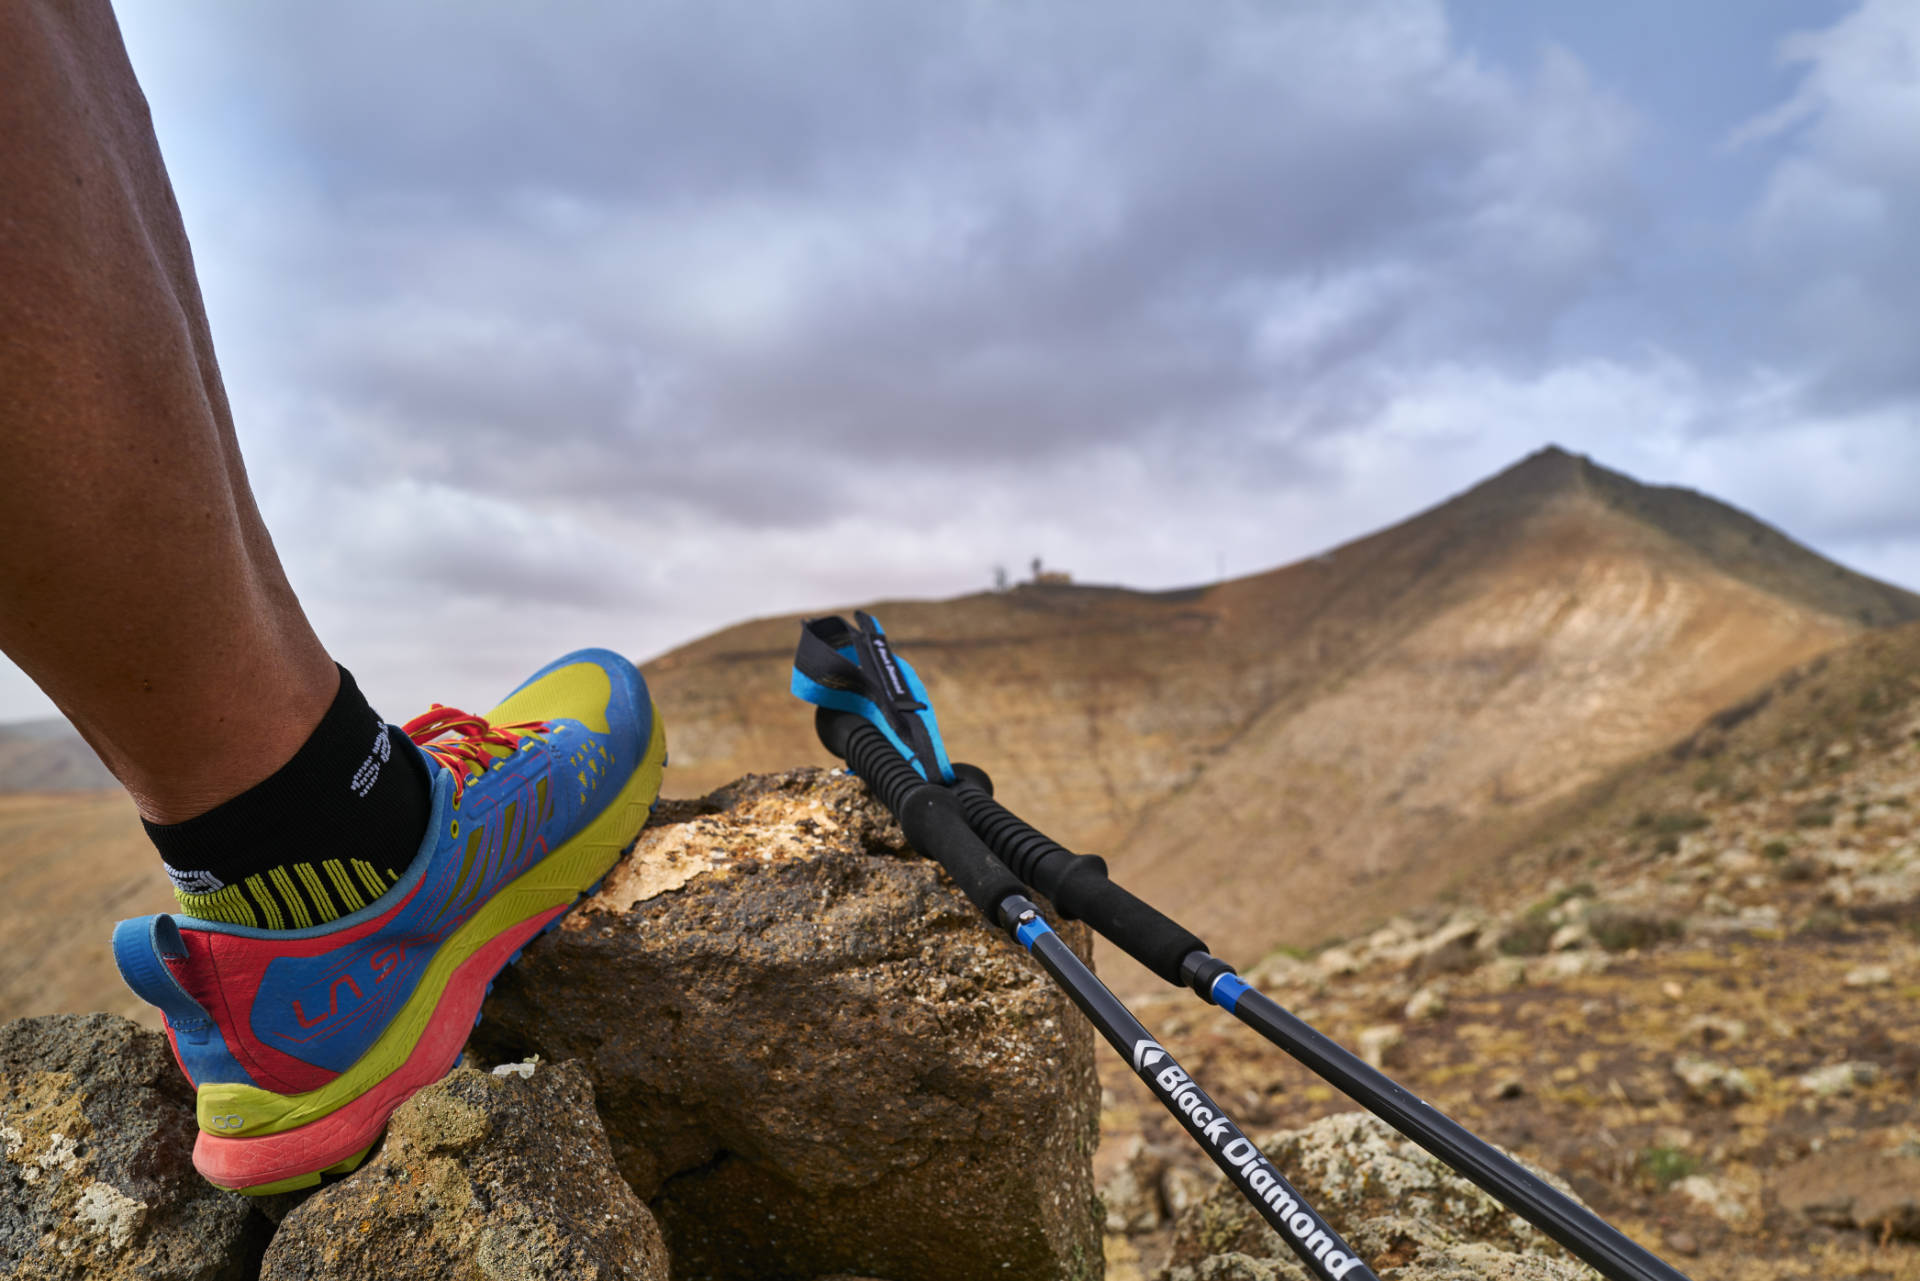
[0,1013,269,1281]
[1681,1014,1747,1048]
[1356,1025,1404,1070]
[260,1060,668,1280]
[1409,914,1485,982]
[1671,1173,1749,1225]
[1485,957,1530,989]
[1776,1141,1920,1240]
[1162,1164,1218,1219]
[1547,922,1590,952]
[1403,987,1447,1021]
[1584,905,1682,952]
[1244,953,1323,993]
[1671,1054,1753,1105]
[1488,1076,1527,1102]
[1101,1137,1166,1234]
[1843,963,1893,988]
[1165,1112,1589,1281]
[1170,1254,1310,1281]
[1796,1060,1881,1097]
[1315,947,1361,977]
[472,769,1102,1281]
[1533,951,1610,981]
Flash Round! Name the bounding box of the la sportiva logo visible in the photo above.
[291,946,407,1028]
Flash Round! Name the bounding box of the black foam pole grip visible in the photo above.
[951,774,1208,985]
[816,710,1025,919]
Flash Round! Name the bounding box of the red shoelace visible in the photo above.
[402,705,550,800]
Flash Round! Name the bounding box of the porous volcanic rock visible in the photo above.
[0,1012,269,1281]
[1165,1112,1590,1281]
[260,1060,668,1280]
[473,768,1103,1281]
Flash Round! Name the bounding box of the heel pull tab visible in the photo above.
[111,915,214,1046]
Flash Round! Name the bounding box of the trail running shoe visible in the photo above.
[111,649,665,1194]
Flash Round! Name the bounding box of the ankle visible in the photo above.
[144,664,433,928]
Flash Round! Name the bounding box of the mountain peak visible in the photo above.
[1466,444,1603,504]
[1440,446,1920,628]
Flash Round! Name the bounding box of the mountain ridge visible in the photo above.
[639,447,1920,985]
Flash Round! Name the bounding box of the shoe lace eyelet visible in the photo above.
[450,819,460,837]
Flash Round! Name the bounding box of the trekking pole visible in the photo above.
[815,708,1379,1281]
[947,765,1693,1281]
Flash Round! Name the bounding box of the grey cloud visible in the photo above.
[168,0,1640,529]
[1737,0,1920,409]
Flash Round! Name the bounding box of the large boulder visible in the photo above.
[1166,1112,1591,1281]
[260,1059,669,1280]
[0,1012,269,1281]
[473,768,1104,1281]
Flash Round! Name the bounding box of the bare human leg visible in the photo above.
[0,0,337,824]
[6,2,667,1199]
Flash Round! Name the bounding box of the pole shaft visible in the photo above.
[1009,906,1376,1281]
[1224,984,1691,1281]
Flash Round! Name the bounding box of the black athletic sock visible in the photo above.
[145,664,432,929]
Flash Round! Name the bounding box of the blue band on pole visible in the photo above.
[1211,972,1249,1013]
[1016,915,1054,951]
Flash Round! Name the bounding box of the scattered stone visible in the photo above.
[1548,922,1590,952]
[1671,1054,1753,1105]
[1356,1025,1404,1070]
[1776,1141,1920,1240]
[1843,964,1893,988]
[1797,1061,1882,1098]
[1410,914,1485,982]
[1316,947,1361,978]
[1101,1137,1166,1235]
[1534,951,1610,981]
[1585,905,1683,952]
[0,1013,269,1281]
[1488,1076,1527,1102]
[1663,1229,1698,1257]
[1244,953,1322,992]
[259,1061,667,1281]
[1682,1014,1747,1048]
[1165,1112,1590,1281]
[1545,895,1592,927]
[1404,986,1448,1021]
[473,769,1102,1281]
[1485,956,1530,989]
[1162,1164,1218,1219]
[1672,1173,1749,1225]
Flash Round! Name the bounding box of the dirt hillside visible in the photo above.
[643,446,1920,982]
[1097,620,1920,1281]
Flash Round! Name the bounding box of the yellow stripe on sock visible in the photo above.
[295,863,338,922]
[245,875,284,930]
[221,886,259,928]
[324,859,365,912]
[270,866,313,929]
[352,859,386,902]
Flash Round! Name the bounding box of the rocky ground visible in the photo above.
[1096,636,1920,1281]
[8,628,1920,1279]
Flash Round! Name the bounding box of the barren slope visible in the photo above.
[645,448,1919,980]
[0,789,172,1027]
[1099,621,1920,1281]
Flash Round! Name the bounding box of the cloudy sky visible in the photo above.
[5,0,1918,721]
